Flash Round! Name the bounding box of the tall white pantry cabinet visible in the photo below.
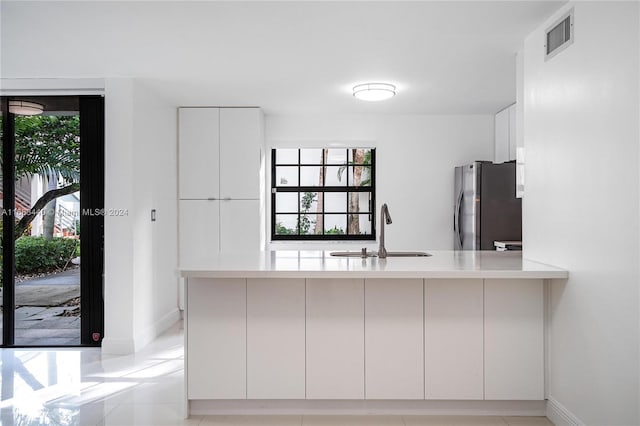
[178,107,264,268]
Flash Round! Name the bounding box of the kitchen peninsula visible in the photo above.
[181,250,568,417]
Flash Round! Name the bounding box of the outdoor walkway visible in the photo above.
[0,268,80,345]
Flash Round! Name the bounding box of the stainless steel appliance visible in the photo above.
[454,161,522,250]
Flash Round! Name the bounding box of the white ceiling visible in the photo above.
[2,1,565,115]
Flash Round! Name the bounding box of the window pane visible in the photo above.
[348,166,371,187]
[275,166,298,186]
[299,191,319,213]
[348,192,371,213]
[275,214,298,235]
[275,192,298,213]
[299,213,319,235]
[324,214,346,235]
[300,148,323,165]
[324,192,347,213]
[300,166,322,186]
[348,214,372,235]
[324,166,347,187]
[348,148,372,165]
[275,148,298,164]
[326,149,347,165]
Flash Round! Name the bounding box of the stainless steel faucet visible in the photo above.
[378,203,392,259]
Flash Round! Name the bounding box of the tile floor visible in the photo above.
[0,322,554,426]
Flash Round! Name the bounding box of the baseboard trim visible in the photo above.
[101,337,135,355]
[134,308,181,352]
[189,400,546,416]
[547,396,583,426]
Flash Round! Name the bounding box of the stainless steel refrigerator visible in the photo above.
[454,161,522,250]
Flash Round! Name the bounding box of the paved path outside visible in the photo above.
[1,268,81,345]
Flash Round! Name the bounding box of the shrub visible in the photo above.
[15,236,78,274]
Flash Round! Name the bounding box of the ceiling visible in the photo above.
[2,1,566,115]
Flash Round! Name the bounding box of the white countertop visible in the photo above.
[179,250,568,279]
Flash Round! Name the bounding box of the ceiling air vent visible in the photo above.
[545,8,574,61]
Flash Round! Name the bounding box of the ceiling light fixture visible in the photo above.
[352,83,396,101]
[9,100,44,116]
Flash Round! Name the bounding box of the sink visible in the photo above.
[329,251,431,258]
[385,251,431,257]
[330,251,377,258]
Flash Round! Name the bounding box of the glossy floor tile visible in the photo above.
[0,322,555,426]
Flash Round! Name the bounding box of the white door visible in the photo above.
[179,108,220,200]
[179,200,219,266]
[425,279,483,400]
[220,108,263,199]
[187,278,246,399]
[247,279,305,399]
[306,279,365,399]
[219,200,260,251]
[484,279,544,400]
[365,279,424,399]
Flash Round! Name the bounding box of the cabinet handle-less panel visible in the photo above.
[187,278,246,399]
[494,107,510,164]
[425,279,483,400]
[220,108,262,199]
[179,200,219,266]
[247,279,305,399]
[484,279,544,400]
[306,279,365,399]
[219,200,260,251]
[178,108,220,200]
[365,279,424,399]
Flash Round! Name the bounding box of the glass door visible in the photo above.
[0,95,104,347]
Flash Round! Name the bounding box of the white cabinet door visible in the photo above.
[484,279,544,400]
[219,200,261,251]
[508,104,516,161]
[494,107,510,164]
[187,278,246,399]
[306,279,365,399]
[179,200,219,266]
[425,279,483,400]
[365,279,424,399]
[179,108,220,200]
[247,279,305,399]
[220,108,263,199]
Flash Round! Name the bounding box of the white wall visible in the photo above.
[522,2,639,425]
[266,114,494,251]
[102,78,179,354]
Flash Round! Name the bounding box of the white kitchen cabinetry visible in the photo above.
[219,108,263,199]
[186,278,246,399]
[178,107,263,265]
[364,279,424,399]
[178,108,220,200]
[425,279,484,400]
[494,104,516,163]
[484,279,544,400]
[220,200,261,252]
[179,200,220,267]
[247,279,305,399]
[306,279,365,399]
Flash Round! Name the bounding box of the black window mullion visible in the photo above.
[271,147,376,241]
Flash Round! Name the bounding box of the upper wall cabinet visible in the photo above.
[494,104,516,164]
[179,108,220,200]
[179,107,263,200]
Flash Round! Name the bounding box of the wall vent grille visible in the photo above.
[545,9,574,61]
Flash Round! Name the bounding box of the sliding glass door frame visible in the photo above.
[0,95,105,347]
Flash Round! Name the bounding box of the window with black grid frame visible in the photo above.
[271,148,376,240]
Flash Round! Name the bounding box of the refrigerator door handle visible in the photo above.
[454,189,463,249]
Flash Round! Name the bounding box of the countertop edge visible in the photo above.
[180,270,569,280]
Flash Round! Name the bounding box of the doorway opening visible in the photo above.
[0,95,104,347]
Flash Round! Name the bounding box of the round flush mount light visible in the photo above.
[9,100,44,116]
[352,83,396,101]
